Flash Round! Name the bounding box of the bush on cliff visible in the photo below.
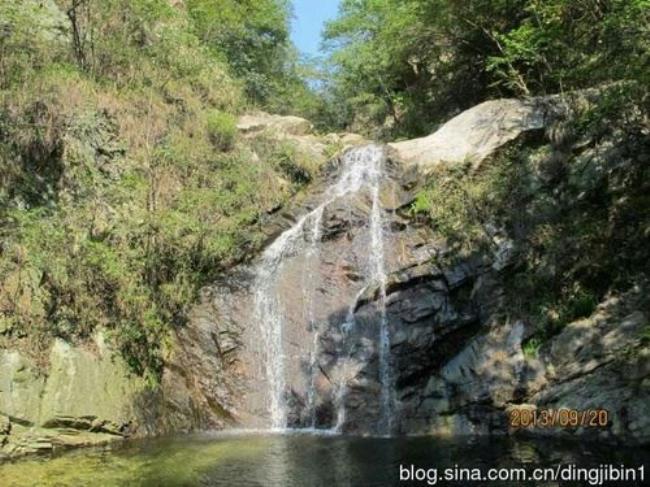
[0,0,315,381]
[411,87,649,342]
[206,110,237,151]
[321,0,649,137]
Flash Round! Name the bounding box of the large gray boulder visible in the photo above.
[0,333,147,459]
[237,112,314,136]
[389,98,550,171]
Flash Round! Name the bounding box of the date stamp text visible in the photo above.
[508,408,609,429]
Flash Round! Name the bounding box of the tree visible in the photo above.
[322,0,649,137]
[186,0,295,104]
[65,0,92,71]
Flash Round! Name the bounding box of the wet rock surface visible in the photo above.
[3,98,648,461]
[166,100,649,444]
[169,147,649,444]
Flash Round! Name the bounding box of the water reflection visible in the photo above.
[1,432,648,486]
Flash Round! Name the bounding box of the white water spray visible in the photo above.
[305,207,324,427]
[369,162,394,435]
[252,144,393,432]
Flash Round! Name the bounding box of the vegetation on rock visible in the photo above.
[321,0,649,137]
[318,0,648,345]
[411,89,649,345]
[1,0,648,386]
[0,0,319,381]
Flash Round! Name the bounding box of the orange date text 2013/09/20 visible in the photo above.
[508,408,609,429]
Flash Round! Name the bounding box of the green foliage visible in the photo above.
[413,101,649,338]
[66,0,243,109]
[206,110,237,151]
[0,0,68,87]
[522,336,542,359]
[410,154,530,257]
[323,139,344,160]
[322,0,650,137]
[486,0,650,95]
[0,0,317,379]
[184,0,321,116]
[529,283,598,337]
[641,324,650,344]
[246,135,325,193]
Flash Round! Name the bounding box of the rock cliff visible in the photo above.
[164,97,649,443]
[3,96,648,460]
[1,333,147,459]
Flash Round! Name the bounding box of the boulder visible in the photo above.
[237,112,313,136]
[389,98,550,172]
[0,332,146,459]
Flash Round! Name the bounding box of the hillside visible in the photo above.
[0,0,330,381]
[1,0,649,467]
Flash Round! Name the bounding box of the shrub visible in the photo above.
[522,336,543,359]
[0,0,313,383]
[641,324,650,345]
[206,110,237,151]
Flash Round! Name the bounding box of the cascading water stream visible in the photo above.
[333,284,365,432]
[252,144,394,433]
[304,207,324,428]
[369,161,394,436]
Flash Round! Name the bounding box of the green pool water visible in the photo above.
[1,432,648,486]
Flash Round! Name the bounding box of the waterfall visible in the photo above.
[305,207,324,428]
[370,163,394,436]
[254,215,307,429]
[252,144,393,433]
[333,284,365,432]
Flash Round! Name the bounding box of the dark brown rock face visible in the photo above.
[160,102,649,444]
[154,145,503,436]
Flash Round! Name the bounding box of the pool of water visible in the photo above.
[1,432,648,486]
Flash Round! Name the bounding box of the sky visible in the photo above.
[290,0,341,57]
